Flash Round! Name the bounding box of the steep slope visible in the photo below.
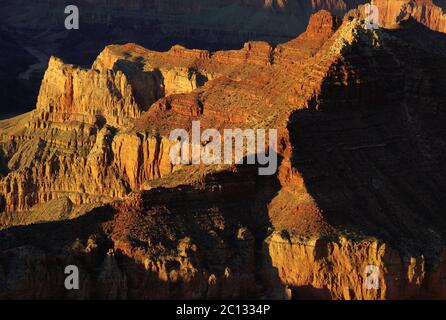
[0,167,272,299]
[267,15,446,299]
[0,10,445,299]
[3,0,446,115]
[373,0,446,33]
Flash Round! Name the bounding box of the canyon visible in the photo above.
[3,0,446,113]
[0,1,445,300]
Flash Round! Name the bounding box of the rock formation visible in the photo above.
[3,0,445,116]
[372,0,446,33]
[0,5,446,300]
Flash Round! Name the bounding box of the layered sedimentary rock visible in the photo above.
[3,0,366,49]
[0,168,263,299]
[372,0,446,33]
[36,57,143,127]
[265,11,446,299]
[0,8,446,300]
[3,0,445,117]
[265,234,446,300]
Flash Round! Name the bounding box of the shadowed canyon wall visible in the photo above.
[0,3,446,299]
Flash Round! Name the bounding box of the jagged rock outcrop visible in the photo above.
[4,0,445,117]
[265,10,446,299]
[0,8,446,300]
[36,57,143,127]
[264,233,446,299]
[0,115,176,212]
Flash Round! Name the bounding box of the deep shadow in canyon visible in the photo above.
[0,163,284,299]
[287,22,446,260]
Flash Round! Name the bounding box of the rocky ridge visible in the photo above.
[0,8,446,299]
[3,0,445,117]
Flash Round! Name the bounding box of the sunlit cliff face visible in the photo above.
[0,1,445,300]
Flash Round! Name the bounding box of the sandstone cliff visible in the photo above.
[4,0,445,118]
[0,8,446,300]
